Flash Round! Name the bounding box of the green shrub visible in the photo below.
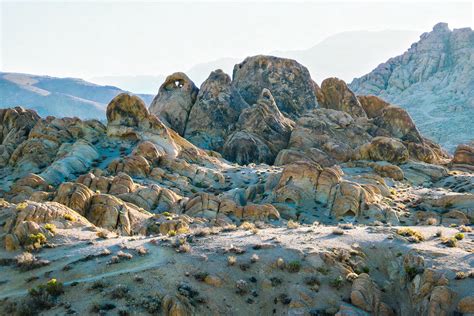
[330,276,344,289]
[454,233,464,240]
[28,233,47,247]
[397,228,424,242]
[287,260,302,273]
[44,223,56,234]
[64,214,75,221]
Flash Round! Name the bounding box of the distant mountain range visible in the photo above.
[0,72,153,119]
[2,25,472,153]
[88,30,420,93]
[350,23,474,152]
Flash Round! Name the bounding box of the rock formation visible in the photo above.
[231,55,318,118]
[0,52,472,316]
[148,72,199,136]
[351,23,474,151]
[223,89,295,164]
[185,70,244,151]
[318,78,367,118]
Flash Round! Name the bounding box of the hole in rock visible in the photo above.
[343,210,356,218]
[174,80,184,88]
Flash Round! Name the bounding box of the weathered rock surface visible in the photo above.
[223,89,294,164]
[185,70,245,151]
[351,23,474,151]
[232,55,318,117]
[287,108,372,163]
[452,142,474,170]
[148,72,199,136]
[0,107,40,167]
[318,78,367,118]
[0,49,473,316]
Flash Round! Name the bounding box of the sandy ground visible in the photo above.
[0,223,472,315]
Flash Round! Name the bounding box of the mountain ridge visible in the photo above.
[0,72,154,119]
[350,23,474,151]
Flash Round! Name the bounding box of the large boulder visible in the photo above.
[318,78,367,118]
[232,55,318,118]
[107,93,217,167]
[222,131,273,165]
[357,137,409,164]
[148,72,199,136]
[223,89,294,164]
[8,117,104,178]
[106,93,179,156]
[452,142,474,167]
[185,70,245,151]
[2,201,92,250]
[288,108,372,162]
[358,95,422,142]
[0,107,40,167]
[54,182,95,215]
[87,194,151,235]
[350,273,394,316]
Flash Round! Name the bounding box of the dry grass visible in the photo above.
[287,220,300,229]
[397,228,425,242]
[227,256,237,266]
[240,221,255,231]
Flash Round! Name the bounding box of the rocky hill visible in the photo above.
[0,55,473,316]
[350,23,474,152]
[0,72,153,119]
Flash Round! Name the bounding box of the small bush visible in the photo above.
[454,233,464,240]
[426,217,437,225]
[405,266,420,280]
[240,222,255,231]
[96,230,109,239]
[304,276,320,287]
[177,243,191,253]
[316,266,330,275]
[28,233,47,247]
[397,228,424,242]
[250,254,259,263]
[332,228,344,235]
[458,225,472,233]
[64,214,75,221]
[441,237,458,248]
[90,280,107,291]
[287,220,299,229]
[20,279,64,313]
[109,284,129,299]
[16,202,28,211]
[286,260,301,273]
[194,227,211,237]
[168,230,177,237]
[44,223,56,234]
[330,276,344,289]
[221,224,237,232]
[193,272,209,282]
[227,256,237,266]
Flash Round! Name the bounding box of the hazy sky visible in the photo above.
[1,1,472,79]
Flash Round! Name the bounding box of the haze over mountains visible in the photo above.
[1,25,472,152]
[89,30,420,93]
[0,72,154,119]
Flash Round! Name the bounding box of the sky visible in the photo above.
[0,0,473,80]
